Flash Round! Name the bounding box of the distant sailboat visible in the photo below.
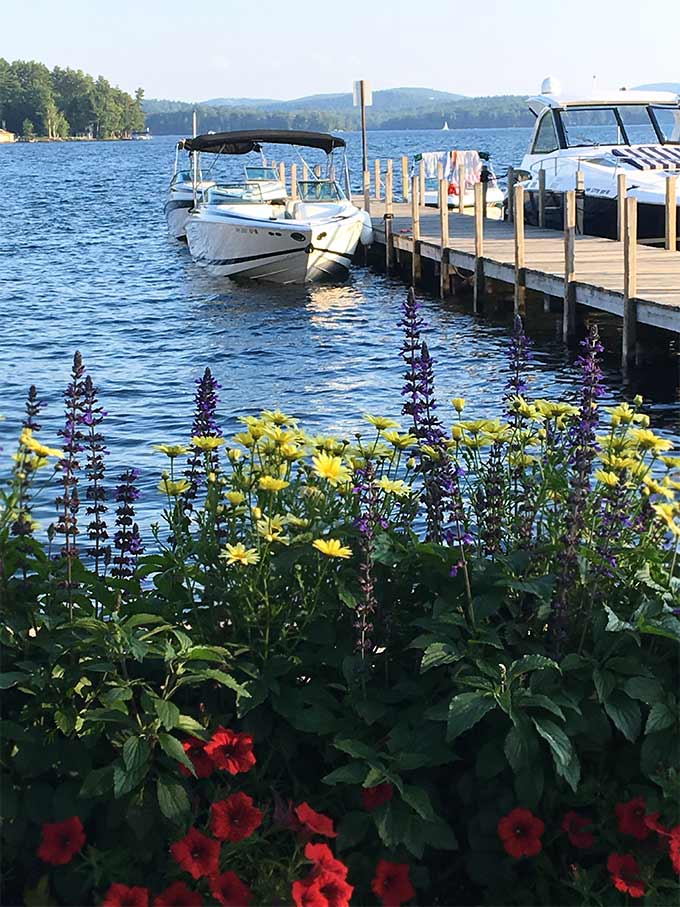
[442,120,449,131]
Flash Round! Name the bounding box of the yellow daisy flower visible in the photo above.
[220,543,260,566]
[312,451,350,486]
[382,431,418,449]
[629,429,673,454]
[652,503,680,537]
[376,477,411,497]
[258,476,289,492]
[594,470,619,487]
[158,477,191,496]
[191,436,225,452]
[451,397,465,413]
[19,428,62,459]
[232,432,256,448]
[363,414,400,431]
[312,538,352,559]
[225,490,245,505]
[260,408,296,425]
[152,443,189,457]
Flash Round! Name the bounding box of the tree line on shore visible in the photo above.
[0,59,145,139]
[144,95,534,135]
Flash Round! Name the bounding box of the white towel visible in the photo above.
[419,151,452,179]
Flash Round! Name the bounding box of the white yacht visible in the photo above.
[517,79,680,246]
[183,130,373,283]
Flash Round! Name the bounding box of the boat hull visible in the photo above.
[164,197,193,240]
[186,208,365,284]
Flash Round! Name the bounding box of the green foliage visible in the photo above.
[0,58,144,138]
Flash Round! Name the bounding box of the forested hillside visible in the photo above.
[0,59,145,138]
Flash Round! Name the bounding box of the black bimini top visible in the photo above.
[181,129,346,155]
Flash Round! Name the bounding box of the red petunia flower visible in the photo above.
[669,825,680,874]
[102,884,150,907]
[497,807,545,858]
[305,842,349,880]
[361,783,394,812]
[179,737,214,779]
[37,815,86,866]
[292,878,327,907]
[204,727,256,775]
[170,827,220,880]
[153,881,203,906]
[562,811,595,849]
[209,871,252,907]
[210,792,263,843]
[371,860,415,907]
[295,802,336,838]
[314,871,353,907]
[615,797,651,841]
[607,853,646,898]
[644,812,669,837]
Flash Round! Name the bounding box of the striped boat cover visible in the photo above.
[612,145,680,170]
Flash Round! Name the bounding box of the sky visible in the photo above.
[3,0,679,102]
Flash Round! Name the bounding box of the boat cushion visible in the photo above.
[612,145,680,170]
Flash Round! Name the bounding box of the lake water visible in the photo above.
[1,129,678,525]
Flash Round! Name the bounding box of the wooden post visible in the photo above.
[623,196,638,366]
[374,158,381,200]
[411,174,421,285]
[363,170,371,216]
[575,169,585,234]
[617,173,627,242]
[419,159,425,202]
[507,167,516,222]
[290,162,298,199]
[385,162,394,272]
[278,161,286,187]
[436,161,444,207]
[473,182,485,312]
[401,155,409,201]
[314,164,321,179]
[666,175,677,251]
[538,168,546,228]
[439,178,449,298]
[303,162,309,181]
[563,190,576,342]
[458,162,466,215]
[513,183,525,313]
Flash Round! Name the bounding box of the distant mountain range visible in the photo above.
[143,87,466,116]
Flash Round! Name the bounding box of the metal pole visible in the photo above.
[360,80,368,176]
[191,110,198,207]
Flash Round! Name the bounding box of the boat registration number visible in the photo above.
[236,227,259,234]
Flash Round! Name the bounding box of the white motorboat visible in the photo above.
[418,150,505,212]
[516,78,680,246]
[183,130,373,284]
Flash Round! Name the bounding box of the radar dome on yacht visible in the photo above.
[540,76,562,95]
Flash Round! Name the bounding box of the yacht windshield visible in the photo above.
[205,184,264,204]
[297,180,342,201]
[558,105,680,146]
[245,166,279,181]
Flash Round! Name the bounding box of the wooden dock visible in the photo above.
[350,160,680,364]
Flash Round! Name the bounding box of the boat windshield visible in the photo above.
[171,169,193,186]
[297,180,343,201]
[558,105,680,147]
[205,183,264,204]
[244,166,280,181]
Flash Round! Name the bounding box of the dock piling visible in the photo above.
[666,176,677,251]
[513,183,526,313]
[617,174,627,242]
[563,190,577,342]
[401,156,409,202]
[623,197,638,366]
[374,159,381,201]
[419,160,426,203]
[290,163,298,199]
[411,175,421,285]
[439,178,449,298]
[363,170,371,216]
[473,182,484,312]
[507,167,516,222]
[385,161,394,272]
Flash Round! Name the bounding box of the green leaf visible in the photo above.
[593,667,615,703]
[624,677,664,705]
[422,817,458,850]
[113,760,148,798]
[558,751,581,793]
[158,733,196,777]
[175,715,208,737]
[201,669,250,698]
[447,692,496,741]
[0,672,30,689]
[156,776,190,824]
[504,725,530,773]
[420,642,460,672]
[604,691,641,742]
[336,811,371,851]
[374,799,412,849]
[531,715,573,769]
[124,613,168,628]
[123,736,150,773]
[323,763,367,786]
[604,605,634,633]
[185,646,232,662]
[645,703,675,734]
[519,693,565,721]
[154,699,180,731]
[401,785,435,821]
[334,739,381,762]
[79,766,113,799]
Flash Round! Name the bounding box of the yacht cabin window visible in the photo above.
[244,166,279,181]
[651,107,680,143]
[532,113,559,154]
[556,105,680,147]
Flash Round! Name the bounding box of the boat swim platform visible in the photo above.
[352,187,680,363]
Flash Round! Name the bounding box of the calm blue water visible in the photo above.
[1,129,678,525]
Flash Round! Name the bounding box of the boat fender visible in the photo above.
[359,209,374,245]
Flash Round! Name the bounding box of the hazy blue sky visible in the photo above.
[3,0,678,101]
